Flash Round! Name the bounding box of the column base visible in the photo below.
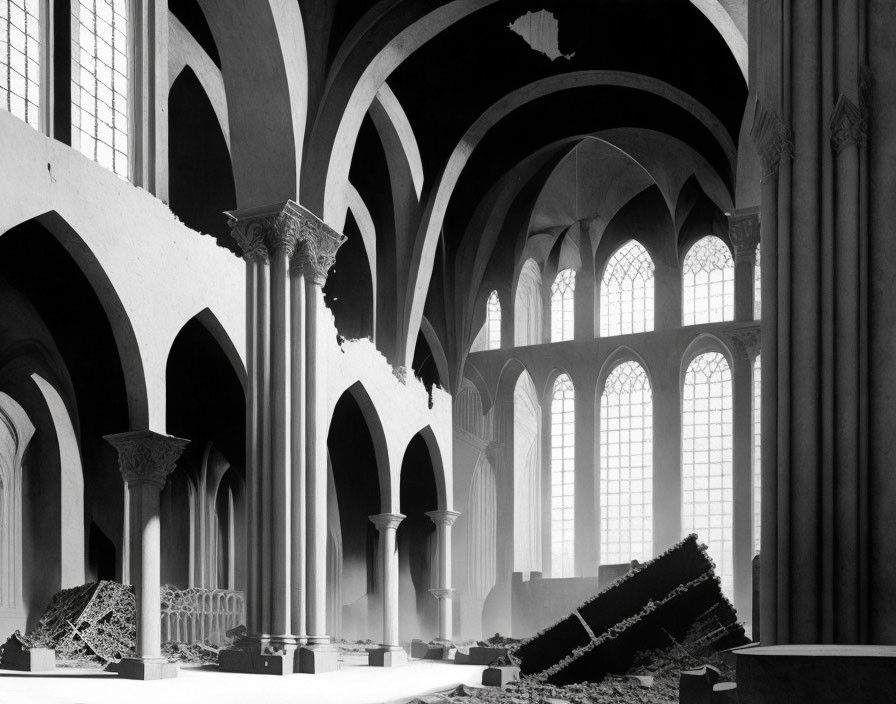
[297,644,339,674]
[112,657,179,680]
[218,638,298,676]
[368,647,408,667]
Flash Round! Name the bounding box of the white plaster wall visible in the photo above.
[0,111,246,432]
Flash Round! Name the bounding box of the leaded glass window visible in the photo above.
[1,0,40,128]
[682,351,733,596]
[551,373,575,577]
[551,269,575,342]
[486,290,501,350]
[683,236,734,325]
[72,0,129,177]
[600,241,654,337]
[600,360,652,565]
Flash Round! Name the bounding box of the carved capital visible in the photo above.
[425,510,461,528]
[751,100,794,179]
[830,94,867,153]
[369,512,405,531]
[104,431,189,490]
[226,200,308,263]
[727,327,761,361]
[727,209,761,263]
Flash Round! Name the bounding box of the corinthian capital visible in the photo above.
[751,100,794,179]
[292,209,347,287]
[104,430,189,490]
[225,200,308,262]
[727,208,760,263]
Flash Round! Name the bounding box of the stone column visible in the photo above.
[369,513,407,666]
[104,431,188,680]
[727,328,761,626]
[295,209,346,674]
[219,201,305,674]
[426,510,460,641]
[728,209,761,322]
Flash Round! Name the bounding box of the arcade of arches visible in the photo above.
[3,0,896,683]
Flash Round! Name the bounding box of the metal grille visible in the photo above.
[600,360,652,564]
[550,373,575,577]
[72,0,128,177]
[550,268,575,342]
[600,240,654,337]
[160,586,245,647]
[683,236,734,325]
[682,352,733,597]
[1,0,40,128]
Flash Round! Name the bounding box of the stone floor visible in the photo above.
[0,654,488,704]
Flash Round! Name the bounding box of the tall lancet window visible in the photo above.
[753,354,761,555]
[600,240,655,337]
[551,269,576,342]
[683,236,734,325]
[550,373,575,577]
[682,352,733,596]
[754,243,761,320]
[72,0,129,177]
[486,290,501,350]
[600,360,652,565]
[515,259,543,347]
[1,0,41,128]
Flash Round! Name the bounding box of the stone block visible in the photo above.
[368,647,408,667]
[410,639,447,660]
[454,649,470,664]
[712,682,738,703]
[482,665,520,687]
[297,645,339,673]
[625,674,654,688]
[113,658,179,680]
[679,665,721,704]
[0,636,55,672]
[218,649,295,675]
[468,646,508,665]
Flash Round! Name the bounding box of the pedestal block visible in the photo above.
[0,637,55,671]
[113,658,179,680]
[482,665,520,687]
[297,644,339,673]
[218,648,296,676]
[679,665,721,704]
[468,646,509,665]
[368,647,408,667]
[735,645,896,704]
[712,682,738,703]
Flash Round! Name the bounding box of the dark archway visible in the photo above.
[324,210,374,340]
[327,389,383,640]
[398,432,439,640]
[168,66,237,253]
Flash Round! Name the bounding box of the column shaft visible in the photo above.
[290,266,307,640]
[370,513,404,648]
[245,259,261,634]
[258,261,273,636]
[139,485,162,659]
[732,352,755,622]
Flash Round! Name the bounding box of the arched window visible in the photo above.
[683,236,734,325]
[550,374,575,577]
[682,351,733,596]
[551,269,575,342]
[600,360,652,565]
[486,290,501,350]
[72,0,129,177]
[754,242,761,320]
[600,241,655,337]
[1,0,41,128]
[514,372,541,574]
[515,259,543,347]
[753,354,761,555]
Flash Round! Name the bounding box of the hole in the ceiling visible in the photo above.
[507,9,575,62]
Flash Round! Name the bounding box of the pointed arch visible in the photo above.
[551,269,576,343]
[513,371,541,574]
[682,235,735,325]
[599,239,655,337]
[191,308,248,393]
[408,425,448,512]
[340,381,392,512]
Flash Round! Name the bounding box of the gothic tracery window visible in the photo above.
[551,268,575,342]
[683,236,734,325]
[486,290,501,350]
[1,0,41,128]
[600,360,652,565]
[600,240,655,337]
[72,0,129,177]
[682,351,733,596]
[550,373,575,577]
